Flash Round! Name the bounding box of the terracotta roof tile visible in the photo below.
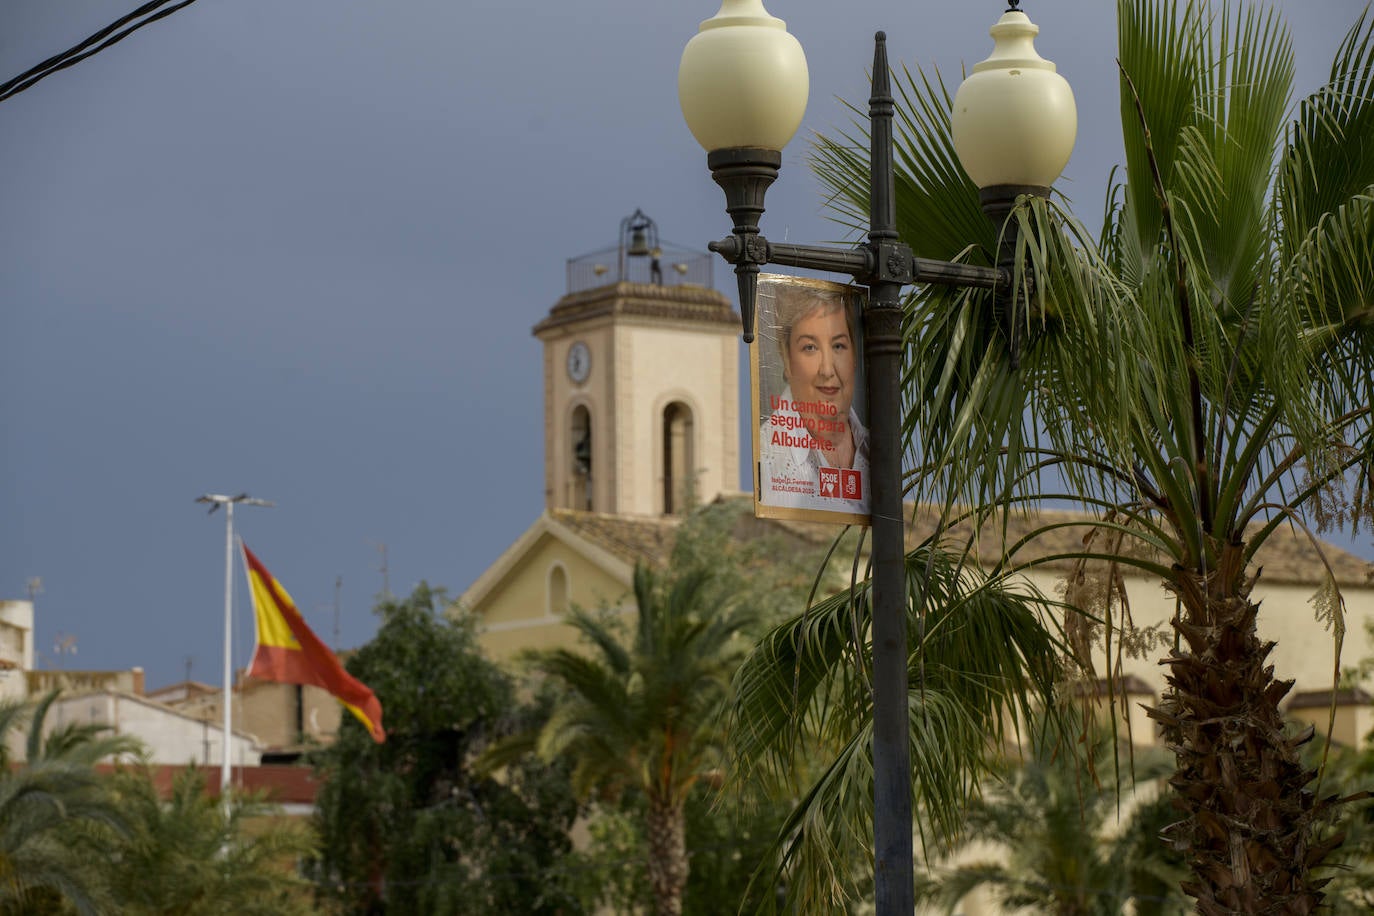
[550,496,1372,588]
[548,509,682,569]
[97,764,321,804]
[893,504,1373,586]
[1287,686,1374,710]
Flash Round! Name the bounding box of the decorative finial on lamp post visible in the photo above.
[951,1,1075,366]
[678,0,809,342]
[679,6,1076,914]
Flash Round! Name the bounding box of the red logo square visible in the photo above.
[818,467,840,499]
[841,469,862,500]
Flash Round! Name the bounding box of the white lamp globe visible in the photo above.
[678,0,809,153]
[951,8,1077,190]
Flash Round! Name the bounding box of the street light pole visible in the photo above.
[196,492,273,804]
[679,3,1075,912]
[862,39,918,908]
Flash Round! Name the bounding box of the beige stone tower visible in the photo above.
[532,211,740,516]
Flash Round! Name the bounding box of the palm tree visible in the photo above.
[0,691,140,915]
[805,0,1374,908]
[729,538,1068,911]
[106,767,317,916]
[913,717,1185,915]
[502,563,753,916]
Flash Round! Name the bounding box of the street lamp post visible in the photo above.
[196,492,274,804]
[678,2,1075,913]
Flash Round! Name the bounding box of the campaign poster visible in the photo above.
[752,275,870,525]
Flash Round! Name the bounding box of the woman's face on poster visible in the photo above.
[785,304,855,418]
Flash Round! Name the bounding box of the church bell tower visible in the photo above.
[533,210,740,516]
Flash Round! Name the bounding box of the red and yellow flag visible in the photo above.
[242,544,385,742]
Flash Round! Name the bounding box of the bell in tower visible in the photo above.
[533,210,740,516]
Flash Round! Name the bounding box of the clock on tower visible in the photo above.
[532,211,741,516]
[566,341,591,383]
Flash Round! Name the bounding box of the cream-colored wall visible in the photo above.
[28,667,145,696]
[474,534,633,661]
[614,319,738,516]
[1290,702,1374,748]
[539,310,738,517]
[236,682,344,749]
[166,681,344,750]
[1020,567,1374,733]
[544,326,618,514]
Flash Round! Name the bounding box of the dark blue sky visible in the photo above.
[2,0,1367,689]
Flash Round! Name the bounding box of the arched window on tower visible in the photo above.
[570,405,593,511]
[662,401,695,515]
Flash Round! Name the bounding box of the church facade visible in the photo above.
[458,212,1374,750]
[461,212,743,657]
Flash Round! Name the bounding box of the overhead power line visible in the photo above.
[0,0,202,104]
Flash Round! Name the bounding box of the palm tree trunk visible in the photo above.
[645,796,688,916]
[1150,568,1342,914]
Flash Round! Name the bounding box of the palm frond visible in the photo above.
[1189,1,1293,311]
[1277,6,1374,256]
[729,543,1070,909]
[1116,0,1207,281]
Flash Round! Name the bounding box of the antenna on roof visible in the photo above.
[53,632,77,669]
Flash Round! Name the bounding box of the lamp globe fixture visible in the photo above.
[951,5,1077,193]
[678,0,809,153]
[678,5,1081,913]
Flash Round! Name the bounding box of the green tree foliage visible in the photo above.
[499,563,755,916]
[1312,634,1374,914]
[567,781,793,916]
[309,584,580,915]
[913,716,1186,915]
[665,498,853,636]
[679,781,792,916]
[105,767,316,916]
[535,502,809,916]
[729,543,1066,912]
[1314,740,1374,913]
[0,691,139,916]
[808,0,1374,908]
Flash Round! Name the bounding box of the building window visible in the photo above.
[570,405,592,511]
[548,564,570,616]
[662,401,695,515]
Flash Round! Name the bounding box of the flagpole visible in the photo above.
[196,493,273,807]
[221,501,235,802]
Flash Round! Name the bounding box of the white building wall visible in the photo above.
[45,692,261,767]
[0,600,34,702]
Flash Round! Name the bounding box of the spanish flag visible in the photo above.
[242,544,385,742]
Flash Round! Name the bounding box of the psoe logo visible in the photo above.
[818,467,840,499]
[841,469,862,500]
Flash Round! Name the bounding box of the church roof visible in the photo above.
[899,504,1374,587]
[1287,686,1373,709]
[546,508,680,570]
[525,496,1374,589]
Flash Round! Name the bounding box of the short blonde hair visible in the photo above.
[767,281,858,378]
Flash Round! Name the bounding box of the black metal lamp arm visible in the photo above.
[710,236,1008,292]
[701,31,1039,916]
[710,32,1020,344]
